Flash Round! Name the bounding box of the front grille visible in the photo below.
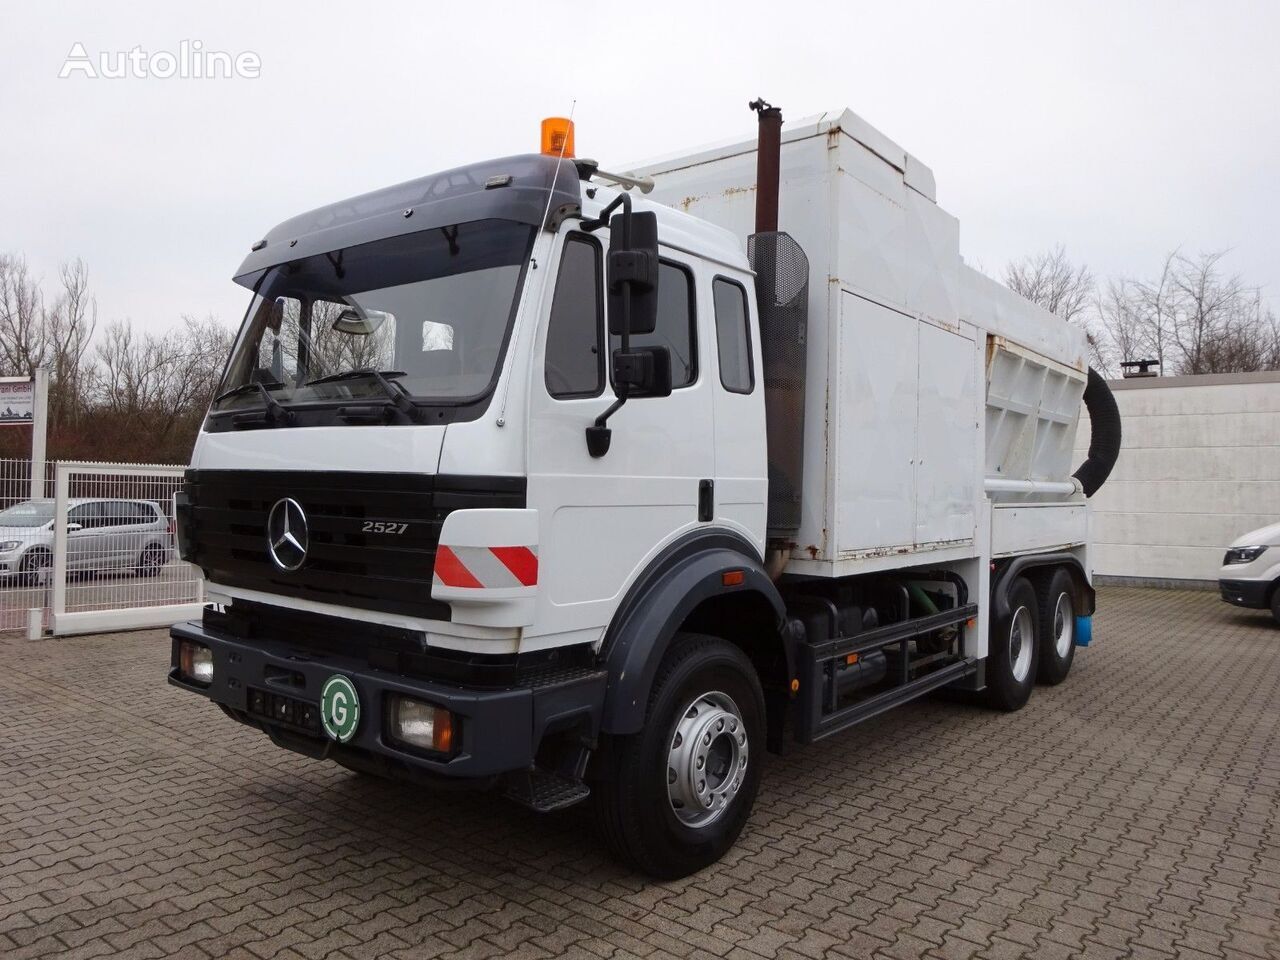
[181,470,525,619]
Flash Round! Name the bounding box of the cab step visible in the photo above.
[504,770,591,812]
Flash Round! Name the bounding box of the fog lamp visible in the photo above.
[388,695,454,753]
[178,640,214,685]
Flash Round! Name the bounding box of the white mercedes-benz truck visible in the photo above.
[170,104,1121,878]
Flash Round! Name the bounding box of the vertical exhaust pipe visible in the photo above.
[749,98,782,233]
[746,98,809,550]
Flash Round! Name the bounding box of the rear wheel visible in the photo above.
[985,576,1039,711]
[592,633,765,879]
[136,543,166,577]
[1035,568,1077,685]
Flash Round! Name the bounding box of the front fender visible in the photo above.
[599,534,785,735]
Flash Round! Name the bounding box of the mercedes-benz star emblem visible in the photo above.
[266,498,309,571]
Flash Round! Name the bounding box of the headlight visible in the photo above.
[0,540,22,551]
[1224,545,1268,565]
[178,640,214,685]
[387,694,454,753]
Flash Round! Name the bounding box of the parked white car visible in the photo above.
[0,498,173,584]
[1218,521,1280,623]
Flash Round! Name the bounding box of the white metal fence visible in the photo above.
[0,457,203,635]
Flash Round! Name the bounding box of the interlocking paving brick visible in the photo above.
[1,587,1278,959]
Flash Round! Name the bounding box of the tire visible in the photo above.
[592,633,765,879]
[985,576,1039,711]
[1270,586,1280,627]
[19,548,52,587]
[1035,568,1077,685]
[136,542,166,577]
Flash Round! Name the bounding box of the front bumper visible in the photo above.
[1218,578,1271,609]
[169,619,607,781]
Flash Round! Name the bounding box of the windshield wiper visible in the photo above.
[213,381,294,426]
[306,369,422,423]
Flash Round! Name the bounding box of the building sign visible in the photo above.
[0,378,35,425]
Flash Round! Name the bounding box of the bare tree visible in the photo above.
[0,252,235,462]
[0,255,46,375]
[1005,246,1108,368]
[1097,277,1146,368]
[1167,251,1238,374]
[1005,245,1095,323]
[1129,251,1179,372]
[1094,249,1278,376]
[44,259,98,427]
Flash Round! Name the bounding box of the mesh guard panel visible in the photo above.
[748,232,809,539]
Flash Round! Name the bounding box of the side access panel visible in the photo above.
[836,292,918,555]
[991,502,1087,558]
[915,321,978,546]
[834,292,978,560]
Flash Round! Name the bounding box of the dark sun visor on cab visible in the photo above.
[234,154,582,287]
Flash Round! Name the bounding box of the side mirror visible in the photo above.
[607,211,659,336]
[612,346,672,398]
[266,296,286,333]
[67,522,82,532]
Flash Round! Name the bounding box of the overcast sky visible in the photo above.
[2,1,1277,335]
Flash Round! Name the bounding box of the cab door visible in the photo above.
[525,228,716,647]
[707,273,767,544]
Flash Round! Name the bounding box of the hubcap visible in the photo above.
[1009,606,1034,683]
[667,691,748,829]
[1053,592,1074,658]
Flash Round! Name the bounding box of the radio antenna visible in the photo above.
[538,99,577,232]
[496,100,576,429]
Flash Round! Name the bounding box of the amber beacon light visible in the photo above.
[540,117,575,158]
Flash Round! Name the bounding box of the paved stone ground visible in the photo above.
[1,587,1277,960]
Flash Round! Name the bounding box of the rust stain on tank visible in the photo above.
[806,544,819,560]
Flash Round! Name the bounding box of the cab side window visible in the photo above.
[611,260,697,388]
[713,278,754,394]
[544,235,604,399]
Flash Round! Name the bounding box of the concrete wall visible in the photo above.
[1074,371,1280,583]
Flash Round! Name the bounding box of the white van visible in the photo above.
[1218,522,1280,623]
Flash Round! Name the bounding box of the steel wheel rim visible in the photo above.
[1009,606,1034,683]
[667,690,748,829]
[1053,592,1074,658]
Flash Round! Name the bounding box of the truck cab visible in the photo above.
[171,109,1119,878]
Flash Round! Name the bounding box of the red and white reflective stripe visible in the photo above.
[434,544,538,589]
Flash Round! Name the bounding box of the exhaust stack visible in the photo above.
[749,98,782,233]
[747,98,809,543]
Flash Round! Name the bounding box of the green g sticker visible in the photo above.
[321,675,360,742]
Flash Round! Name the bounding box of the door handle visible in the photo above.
[698,479,714,523]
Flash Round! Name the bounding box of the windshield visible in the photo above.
[0,501,54,527]
[214,219,535,413]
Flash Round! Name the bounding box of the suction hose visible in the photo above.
[1072,367,1121,497]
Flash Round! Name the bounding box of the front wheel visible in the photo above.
[592,633,765,879]
[985,576,1039,711]
[20,548,52,587]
